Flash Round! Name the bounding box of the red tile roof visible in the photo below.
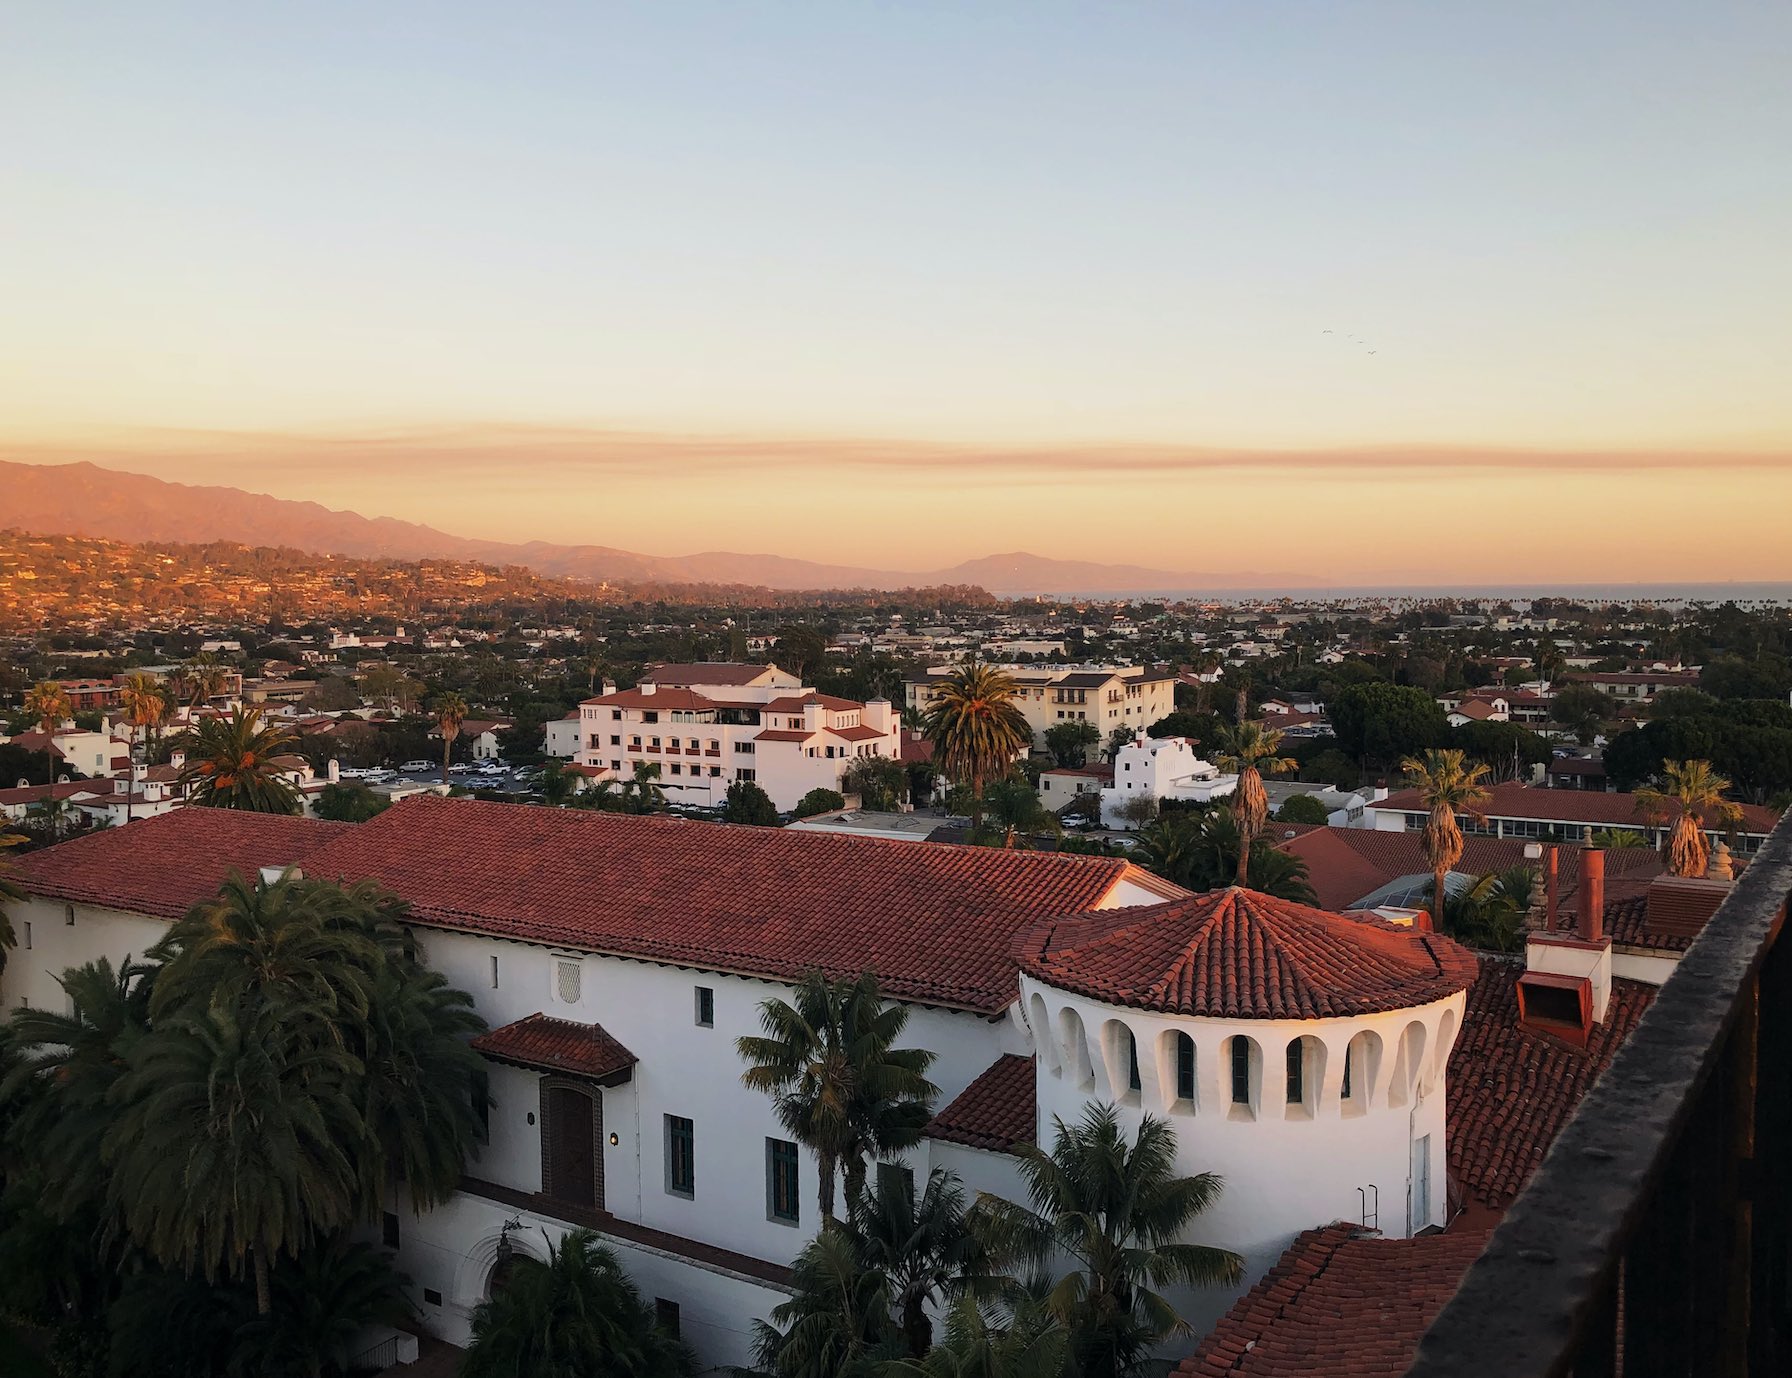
[1372,782,1782,834]
[1447,958,1654,1209]
[926,1053,1035,1153]
[828,724,887,742]
[763,694,864,713]
[471,1013,637,1082]
[752,729,816,743]
[1017,888,1478,1020]
[579,687,715,711]
[16,810,348,919]
[296,795,1150,1012]
[1176,1223,1489,1378]
[1273,828,1537,912]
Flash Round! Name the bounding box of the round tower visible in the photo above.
[1015,886,1478,1329]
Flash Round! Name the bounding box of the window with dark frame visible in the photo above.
[695,986,714,1027]
[876,1159,915,1203]
[1175,1032,1195,1101]
[1286,1040,1304,1104]
[665,1115,695,1197]
[1341,1044,1354,1100]
[1230,1037,1251,1105]
[382,1211,400,1249]
[655,1298,681,1336]
[1127,1030,1141,1092]
[768,1138,800,1224]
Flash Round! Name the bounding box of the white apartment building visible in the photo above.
[1101,732,1238,828]
[573,663,901,812]
[904,664,1175,751]
[11,797,1492,1372]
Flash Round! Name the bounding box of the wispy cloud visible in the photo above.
[5,423,1789,486]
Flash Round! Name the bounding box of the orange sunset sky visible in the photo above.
[3,4,1789,584]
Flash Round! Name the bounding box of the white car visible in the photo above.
[363,768,397,784]
[399,760,432,773]
[475,761,507,776]
[448,763,473,775]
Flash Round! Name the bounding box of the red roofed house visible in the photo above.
[574,662,902,811]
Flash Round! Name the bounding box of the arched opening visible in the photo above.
[1100,1020,1142,1104]
[1029,992,1060,1075]
[1388,1022,1428,1110]
[1057,1007,1094,1089]
[1430,1007,1460,1093]
[1159,1030,1197,1111]
[1341,1029,1383,1119]
[485,1249,529,1299]
[1226,1035,1260,1121]
[1283,1035,1325,1119]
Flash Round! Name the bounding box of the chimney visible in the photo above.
[1522,847,1613,1032]
[1580,849,1605,944]
[601,678,617,697]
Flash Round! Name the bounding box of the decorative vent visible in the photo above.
[556,959,582,1004]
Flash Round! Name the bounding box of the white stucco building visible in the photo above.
[1101,732,1237,828]
[573,663,901,812]
[8,796,1526,1374]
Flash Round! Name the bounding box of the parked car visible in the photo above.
[399,760,432,773]
[448,763,473,775]
[475,761,507,776]
[363,768,397,784]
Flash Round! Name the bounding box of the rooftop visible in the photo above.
[1372,781,1782,834]
[26,796,1161,1013]
[924,1053,1036,1154]
[1017,887,1478,1020]
[471,1013,637,1084]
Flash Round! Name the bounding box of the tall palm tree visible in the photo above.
[181,652,228,710]
[920,661,1031,831]
[1399,748,1493,933]
[974,1104,1242,1378]
[1211,721,1297,885]
[105,1000,365,1314]
[118,673,166,824]
[175,706,302,813]
[1437,866,1532,954]
[1637,759,1744,878]
[737,971,938,1223]
[433,691,468,785]
[462,1227,693,1378]
[22,680,71,804]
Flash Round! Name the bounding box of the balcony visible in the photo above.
[1406,811,1792,1377]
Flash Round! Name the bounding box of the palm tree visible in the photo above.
[974,1104,1242,1378]
[22,680,71,804]
[105,1000,365,1314]
[1132,811,1315,903]
[118,673,166,824]
[850,1167,984,1357]
[4,955,159,1218]
[1211,721,1297,885]
[627,760,667,814]
[754,1226,896,1378]
[175,706,302,813]
[1399,749,1493,933]
[181,652,228,710]
[232,1235,417,1378]
[737,971,938,1223]
[1590,827,1650,850]
[462,1227,693,1377]
[1637,759,1744,878]
[879,1294,1068,1378]
[1437,866,1532,953]
[433,691,468,785]
[921,662,1031,831]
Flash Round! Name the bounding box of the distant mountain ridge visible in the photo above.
[0,459,1314,594]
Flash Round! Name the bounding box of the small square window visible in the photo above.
[655,1298,681,1336]
[423,1288,442,1307]
[767,1138,800,1224]
[489,955,499,989]
[382,1211,400,1249]
[695,986,714,1028]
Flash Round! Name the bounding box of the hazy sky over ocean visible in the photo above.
[3,3,1789,578]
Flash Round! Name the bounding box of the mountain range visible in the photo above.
[0,459,1315,594]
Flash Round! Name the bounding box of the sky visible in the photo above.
[2,2,1790,582]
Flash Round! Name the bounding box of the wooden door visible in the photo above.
[547,1084,598,1209]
